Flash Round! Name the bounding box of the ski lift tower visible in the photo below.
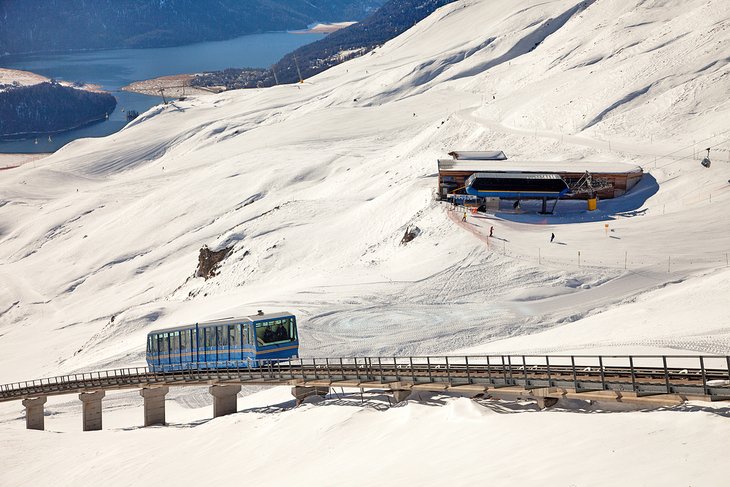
[569,171,614,210]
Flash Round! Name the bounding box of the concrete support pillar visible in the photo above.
[79,391,105,431]
[391,390,411,404]
[535,396,559,410]
[22,396,47,431]
[291,386,329,406]
[209,385,241,418]
[140,387,169,426]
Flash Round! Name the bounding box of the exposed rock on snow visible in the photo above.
[195,245,233,280]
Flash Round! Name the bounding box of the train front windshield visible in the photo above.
[255,317,297,345]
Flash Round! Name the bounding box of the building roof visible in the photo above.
[438,159,643,174]
[447,150,507,160]
[469,172,564,180]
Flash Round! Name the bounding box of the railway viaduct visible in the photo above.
[2,354,730,432]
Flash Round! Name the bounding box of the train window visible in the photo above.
[204,327,214,348]
[181,330,188,351]
[255,318,293,345]
[157,335,165,354]
[229,325,237,347]
[235,324,242,347]
[289,318,297,341]
[171,332,179,352]
[192,328,197,349]
[218,326,227,347]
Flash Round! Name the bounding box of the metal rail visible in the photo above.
[2,355,730,403]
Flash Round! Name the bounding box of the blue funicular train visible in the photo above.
[146,311,298,372]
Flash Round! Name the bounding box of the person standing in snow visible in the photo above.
[550,232,555,243]
[489,226,494,237]
[462,211,467,222]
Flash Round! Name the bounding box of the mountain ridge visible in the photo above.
[0,0,386,56]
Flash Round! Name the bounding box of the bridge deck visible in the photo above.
[2,355,729,404]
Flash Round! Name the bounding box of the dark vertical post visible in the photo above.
[427,357,433,383]
[546,356,552,387]
[410,356,416,384]
[394,357,400,382]
[599,356,606,391]
[501,356,508,384]
[663,356,670,394]
[313,358,318,380]
[571,356,578,391]
[326,358,331,382]
[629,356,636,393]
[378,357,384,382]
[507,355,514,384]
[465,356,471,384]
[339,357,344,381]
[486,356,492,383]
[699,356,708,396]
[445,356,452,385]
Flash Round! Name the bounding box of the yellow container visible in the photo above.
[587,198,597,211]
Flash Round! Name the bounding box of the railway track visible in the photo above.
[2,355,730,403]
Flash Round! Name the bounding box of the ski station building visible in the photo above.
[437,151,644,208]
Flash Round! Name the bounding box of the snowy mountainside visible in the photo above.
[2,2,730,485]
[0,0,729,381]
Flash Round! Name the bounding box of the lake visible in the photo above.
[0,31,325,153]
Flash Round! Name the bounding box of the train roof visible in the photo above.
[147,311,294,335]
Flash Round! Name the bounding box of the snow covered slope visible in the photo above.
[1,1,729,484]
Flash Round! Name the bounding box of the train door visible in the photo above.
[148,334,159,370]
[179,330,189,368]
[215,326,222,367]
[204,327,215,365]
[241,324,252,364]
[225,324,236,363]
[170,331,180,369]
[190,325,200,368]
[160,333,170,370]
[232,323,242,362]
[193,326,199,367]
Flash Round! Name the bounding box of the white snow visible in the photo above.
[1,0,730,485]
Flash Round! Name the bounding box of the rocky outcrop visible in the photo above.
[195,245,233,280]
